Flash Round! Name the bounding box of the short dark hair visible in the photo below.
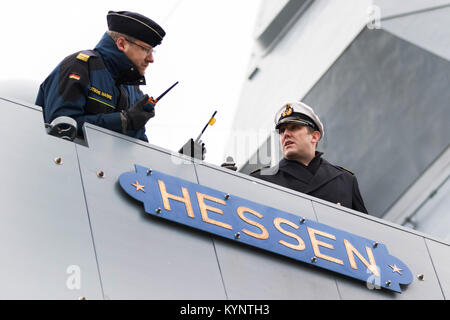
[305,126,315,134]
[297,126,320,148]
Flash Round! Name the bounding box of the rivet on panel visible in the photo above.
[417,274,425,281]
[155,208,162,214]
[224,194,230,200]
[78,296,87,300]
[300,218,306,224]
[97,171,105,178]
[311,256,317,263]
[147,169,152,175]
[54,157,62,165]
[234,232,240,239]
[373,242,378,248]
[385,281,391,287]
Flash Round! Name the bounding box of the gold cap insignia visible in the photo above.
[281,104,293,117]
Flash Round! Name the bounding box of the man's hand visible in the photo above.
[122,94,155,131]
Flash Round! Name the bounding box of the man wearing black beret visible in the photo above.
[251,101,368,214]
[36,11,166,142]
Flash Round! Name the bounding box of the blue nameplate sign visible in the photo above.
[119,165,413,293]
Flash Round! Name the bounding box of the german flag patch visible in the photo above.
[69,73,81,81]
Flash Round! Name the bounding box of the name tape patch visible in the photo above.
[89,86,112,100]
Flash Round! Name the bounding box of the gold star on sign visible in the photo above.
[389,264,403,275]
[132,181,146,192]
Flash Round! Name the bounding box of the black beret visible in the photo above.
[107,11,166,47]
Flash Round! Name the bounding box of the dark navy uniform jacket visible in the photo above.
[36,33,148,142]
[251,153,368,214]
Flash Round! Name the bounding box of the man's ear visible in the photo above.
[311,130,321,144]
[116,37,127,52]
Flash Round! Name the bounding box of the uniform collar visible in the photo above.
[94,32,146,85]
[306,151,323,175]
[278,158,315,184]
[304,158,344,194]
[278,151,343,190]
[279,151,323,173]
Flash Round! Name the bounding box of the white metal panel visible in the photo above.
[77,125,227,299]
[313,201,445,299]
[382,6,450,61]
[375,0,450,18]
[0,99,103,299]
[194,162,341,299]
[425,239,450,299]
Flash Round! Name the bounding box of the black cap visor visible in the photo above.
[275,117,318,131]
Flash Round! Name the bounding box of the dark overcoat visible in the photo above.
[251,157,368,214]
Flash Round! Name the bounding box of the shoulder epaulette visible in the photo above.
[250,166,270,175]
[336,165,354,175]
[76,50,97,62]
